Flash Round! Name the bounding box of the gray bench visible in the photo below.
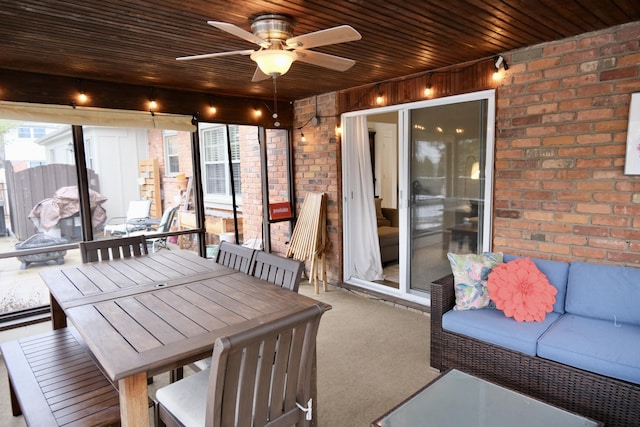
[1,327,121,426]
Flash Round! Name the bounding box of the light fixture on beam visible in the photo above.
[494,55,509,71]
[493,55,509,81]
[148,88,158,115]
[424,72,433,97]
[251,50,296,77]
[75,79,88,104]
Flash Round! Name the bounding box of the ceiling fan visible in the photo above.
[176,13,362,82]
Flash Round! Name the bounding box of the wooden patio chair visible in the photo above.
[215,240,255,274]
[79,235,148,263]
[250,250,304,292]
[155,304,325,427]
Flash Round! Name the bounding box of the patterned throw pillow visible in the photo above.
[447,252,503,310]
[487,257,557,322]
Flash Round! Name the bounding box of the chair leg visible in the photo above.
[8,377,21,416]
[169,367,184,383]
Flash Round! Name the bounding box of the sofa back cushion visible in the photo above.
[566,261,640,326]
[503,254,569,313]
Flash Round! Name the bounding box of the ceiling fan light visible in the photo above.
[251,50,296,76]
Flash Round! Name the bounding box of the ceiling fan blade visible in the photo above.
[207,21,270,48]
[251,67,271,82]
[176,50,254,61]
[286,25,361,49]
[295,49,356,72]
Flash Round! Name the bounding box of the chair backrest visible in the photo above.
[157,206,178,232]
[79,235,148,263]
[126,200,151,221]
[250,251,304,292]
[206,304,324,427]
[215,241,255,274]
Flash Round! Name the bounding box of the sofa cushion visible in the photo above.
[448,252,503,310]
[503,254,569,313]
[538,314,640,385]
[442,308,561,356]
[566,261,640,326]
[375,199,391,227]
[378,226,399,264]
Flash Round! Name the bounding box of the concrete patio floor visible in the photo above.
[0,234,436,426]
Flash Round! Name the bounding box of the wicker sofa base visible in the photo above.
[431,275,640,427]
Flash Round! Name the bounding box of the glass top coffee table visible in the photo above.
[371,369,603,427]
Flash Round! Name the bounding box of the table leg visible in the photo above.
[118,372,149,427]
[50,294,66,330]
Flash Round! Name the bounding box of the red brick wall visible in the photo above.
[239,126,263,247]
[239,126,293,256]
[493,22,640,265]
[292,93,342,284]
[291,21,640,286]
[148,129,192,211]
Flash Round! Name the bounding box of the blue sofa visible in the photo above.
[430,254,640,426]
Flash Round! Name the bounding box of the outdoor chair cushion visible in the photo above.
[566,261,640,326]
[156,368,209,426]
[537,314,640,385]
[442,308,561,356]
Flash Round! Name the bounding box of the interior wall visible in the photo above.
[368,121,398,208]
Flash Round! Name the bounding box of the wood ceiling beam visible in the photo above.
[0,69,293,128]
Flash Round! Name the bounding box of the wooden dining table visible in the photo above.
[40,250,331,427]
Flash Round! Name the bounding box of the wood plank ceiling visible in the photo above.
[1,0,639,103]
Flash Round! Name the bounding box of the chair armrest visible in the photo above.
[381,208,399,227]
[126,217,151,225]
[105,216,127,225]
[430,274,455,371]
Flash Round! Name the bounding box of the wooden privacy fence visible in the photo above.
[286,192,328,294]
[5,162,99,241]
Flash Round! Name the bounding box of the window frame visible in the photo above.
[163,130,180,176]
[200,123,242,208]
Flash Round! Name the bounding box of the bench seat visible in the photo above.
[1,327,120,427]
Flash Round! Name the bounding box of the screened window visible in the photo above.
[18,127,31,138]
[164,131,180,176]
[201,125,241,200]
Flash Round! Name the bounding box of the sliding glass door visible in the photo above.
[342,90,495,305]
[409,99,489,292]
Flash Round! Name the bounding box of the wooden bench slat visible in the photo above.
[44,372,110,398]
[1,327,121,427]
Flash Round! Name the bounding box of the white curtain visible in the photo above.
[0,101,196,132]
[344,115,383,281]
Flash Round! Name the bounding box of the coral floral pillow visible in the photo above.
[487,257,557,322]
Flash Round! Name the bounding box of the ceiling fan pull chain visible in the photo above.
[272,76,280,127]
